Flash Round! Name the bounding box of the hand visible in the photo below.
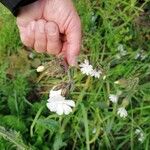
[17,0,81,66]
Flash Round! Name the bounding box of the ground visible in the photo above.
[0,0,150,150]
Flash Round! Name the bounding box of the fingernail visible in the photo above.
[69,56,78,66]
[30,21,35,31]
[48,26,57,35]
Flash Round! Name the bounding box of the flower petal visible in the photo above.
[64,100,75,107]
[109,94,118,103]
[47,95,65,102]
[56,105,64,115]
[63,105,72,115]
[46,102,57,112]
[49,89,62,98]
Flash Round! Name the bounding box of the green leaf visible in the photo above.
[0,125,30,150]
[1,115,26,132]
[53,133,66,150]
[37,119,59,133]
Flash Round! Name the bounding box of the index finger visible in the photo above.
[65,15,82,66]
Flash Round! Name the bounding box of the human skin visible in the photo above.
[17,0,81,65]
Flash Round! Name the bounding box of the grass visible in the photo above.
[0,0,150,149]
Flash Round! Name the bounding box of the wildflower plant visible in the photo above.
[79,59,103,78]
[47,88,75,115]
[117,107,128,118]
[135,129,145,143]
[0,1,150,150]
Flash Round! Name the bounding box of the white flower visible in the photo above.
[118,44,127,56]
[91,69,102,78]
[79,59,102,78]
[36,65,45,72]
[47,89,75,115]
[47,98,75,115]
[49,89,62,98]
[109,94,118,103]
[135,129,141,135]
[138,134,144,143]
[135,129,145,143]
[79,59,93,75]
[117,107,128,118]
[116,44,127,59]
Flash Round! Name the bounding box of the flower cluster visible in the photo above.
[135,129,145,143]
[109,93,128,118]
[134,50,147,61]
[79,59,102,78]
[109,94,118,104]
[46,89,75,115]
[117,107,128,118]
[116,44,127,59]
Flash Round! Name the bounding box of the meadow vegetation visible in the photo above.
[0,0,150,149]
